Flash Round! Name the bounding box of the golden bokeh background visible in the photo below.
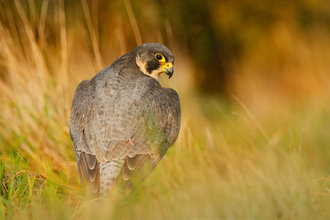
[0,0,330,219]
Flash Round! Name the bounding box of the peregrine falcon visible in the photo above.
[69,43,181,197]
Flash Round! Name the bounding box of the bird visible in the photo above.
[69,43,181,197]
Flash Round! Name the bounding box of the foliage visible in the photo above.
[0,0,330,219]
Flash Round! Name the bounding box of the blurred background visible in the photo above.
[0,0,330,219]
[1,0,330,107]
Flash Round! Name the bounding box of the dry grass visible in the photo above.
[0,1,330,219]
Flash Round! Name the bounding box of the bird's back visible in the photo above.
[70,43,180,197]
[70,65,180,196]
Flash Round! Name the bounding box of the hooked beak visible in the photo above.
[165,66,174,79]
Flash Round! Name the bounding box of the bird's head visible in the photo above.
[133,43,175,80]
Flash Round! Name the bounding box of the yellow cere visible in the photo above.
[160,62,173,70]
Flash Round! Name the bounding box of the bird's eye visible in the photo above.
[155,53,165,62]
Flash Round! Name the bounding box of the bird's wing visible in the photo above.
[120,87,181,187]
[70,72,181,192]
[70,79,101,194]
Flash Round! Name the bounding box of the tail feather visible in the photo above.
[99,158,125,196]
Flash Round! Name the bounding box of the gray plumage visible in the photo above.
[69,43,181,197]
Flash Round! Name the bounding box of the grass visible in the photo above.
[1,0,330,219]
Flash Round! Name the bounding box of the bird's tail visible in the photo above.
[99,158,125,196]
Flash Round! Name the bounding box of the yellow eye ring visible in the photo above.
[155,53,165,62]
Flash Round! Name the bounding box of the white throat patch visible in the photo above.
[136,55,163,81]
